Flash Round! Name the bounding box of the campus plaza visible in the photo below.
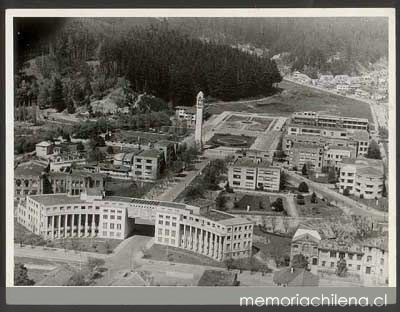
[17,190,254,262]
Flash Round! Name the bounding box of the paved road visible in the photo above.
[285,170,387,221]
[153,159,210,202]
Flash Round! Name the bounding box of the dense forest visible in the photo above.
[165,17,388,76]
[16,18,282,107]
[15,17,388,110]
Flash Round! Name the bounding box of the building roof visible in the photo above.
[219,215,253,226]
[350,130,370,142]
[326,145,354,152]
[319,239,364,254]
[15,161,47,177]
[292,142,323,150]
[273,268,319,286]
[292,228,322,242]
[200,210,234,222]
[28,194,86,206]
[357,167,383,178]
[198,270,237,286]
[36,141,53,147]
[231,158,271,168]
[137,149,163,159]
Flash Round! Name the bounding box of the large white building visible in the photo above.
[17,191,254,262]
[338,158,384,199]
[228,159,281,191]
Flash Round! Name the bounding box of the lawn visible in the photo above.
[207,80,373,122]
[14,219,46,246]
[226,193,287,215]
[294,194,344,218]
[348,195,388,212]
[208,133,256,148]
[252,227,292,267]
[49,237,122,254]
[143,244,225,268]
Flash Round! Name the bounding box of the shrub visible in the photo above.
[298,182,309,193]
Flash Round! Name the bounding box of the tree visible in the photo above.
[106,146,114,154]
[343,187,350,196]
[336,258,348,277]
[50,77,66,112]
[271,197,284,212]
[87,257,105,272]
[297,194,305,205]
[310,192,317,203]
[66,99,76,114]
[225,257,234,271]
[76,141,85,152]
[366,140,381,159]
[269,216,278,233]
[65,272,87,286]
[282,217,290,233]
[89,148,106,163]
[298,182,309,193]
[301,164,308,176]
[291,254,308,269]
[216,193,227,211]
[279,172,286,190]
[14,263,35,286]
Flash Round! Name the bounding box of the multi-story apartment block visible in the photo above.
[132,149,164,180]
[284,123,369,158]
[175,106,197,128]
[288,143,324,172]
[323,146,356,168]
[228,159,280,191]
[234,149,274,163]
[290,228,388,286]
[17,192,254,262]
[35,141,54,158]
[291,112,369,131]
[338,158,384,199]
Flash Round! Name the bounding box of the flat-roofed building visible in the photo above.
[228,159,280,191]
[49,152,87,172]
[17,192,254,262]
[175,106,197,127]
[323,145,356,168]
[288,143,324,172]
[291,111,369,131]
[35,141,54,158]
[132,149,164,180]
[290,227,388,286]
[338,157,384,199]
[48,171,105,196]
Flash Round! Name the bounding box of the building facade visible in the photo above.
[338,158,384,199]
[290,228,388,286]
[291,112,369,131]
[288,143,324,172]
[228,159,281,191]
[17,192,254,262]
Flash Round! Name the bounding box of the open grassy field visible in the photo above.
[295,194,344,218]
[207,80,373,122]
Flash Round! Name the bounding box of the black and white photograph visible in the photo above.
[6,9,396,296]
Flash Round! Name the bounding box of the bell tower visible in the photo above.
[194,91,204,150]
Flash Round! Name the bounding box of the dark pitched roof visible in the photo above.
[273,268,319,286]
